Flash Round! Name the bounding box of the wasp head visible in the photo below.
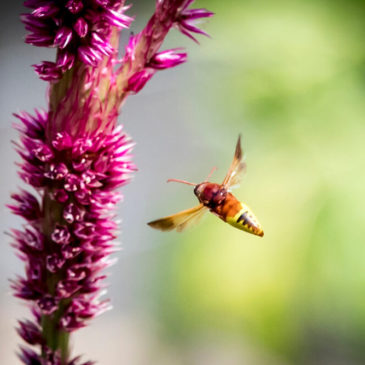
[194,183,227,207]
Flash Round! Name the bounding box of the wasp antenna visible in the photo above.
[167,178,197,186]
[204,166,217,182]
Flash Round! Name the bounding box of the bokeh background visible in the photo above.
[1,0,365,364]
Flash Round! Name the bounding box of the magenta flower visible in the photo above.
[10,110,133,363]
[175,0,214,42]
[23,0,133,80]
[149,48,187,70]
[119,0,214,96]
[11,0,213,363]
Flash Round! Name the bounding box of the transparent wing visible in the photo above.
[222,135,246,189]
[148,204,207,232]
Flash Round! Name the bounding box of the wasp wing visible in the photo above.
[148,204,207,232]
[222,135,246,189]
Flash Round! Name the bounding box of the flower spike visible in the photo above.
[12,0,213,363]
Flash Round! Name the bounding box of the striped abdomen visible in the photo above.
[212,193,264,237]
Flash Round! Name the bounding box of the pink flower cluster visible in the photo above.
[12,0,213,363]
[23,0,133,80]
[121,0,213,94]
[10,110,133,364]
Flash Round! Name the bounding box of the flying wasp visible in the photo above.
[148,136,264,237]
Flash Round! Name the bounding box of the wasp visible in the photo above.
[148,136,264,237]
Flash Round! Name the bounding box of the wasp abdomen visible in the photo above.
[227,204,264,237]
[212,194,263,237]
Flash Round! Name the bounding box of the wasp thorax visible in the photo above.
[194,183,227,207]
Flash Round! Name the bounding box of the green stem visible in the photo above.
[59,330,70,364]
[41,304,70,365]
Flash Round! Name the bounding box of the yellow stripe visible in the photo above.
[226,203,263,236]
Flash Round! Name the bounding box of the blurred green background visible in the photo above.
[2,0,365,364]
[145,0,365,364]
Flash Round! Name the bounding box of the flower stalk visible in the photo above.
[10,0,213,363]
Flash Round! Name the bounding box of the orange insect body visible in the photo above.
[148,136,264,237]
[194,183,263,236]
